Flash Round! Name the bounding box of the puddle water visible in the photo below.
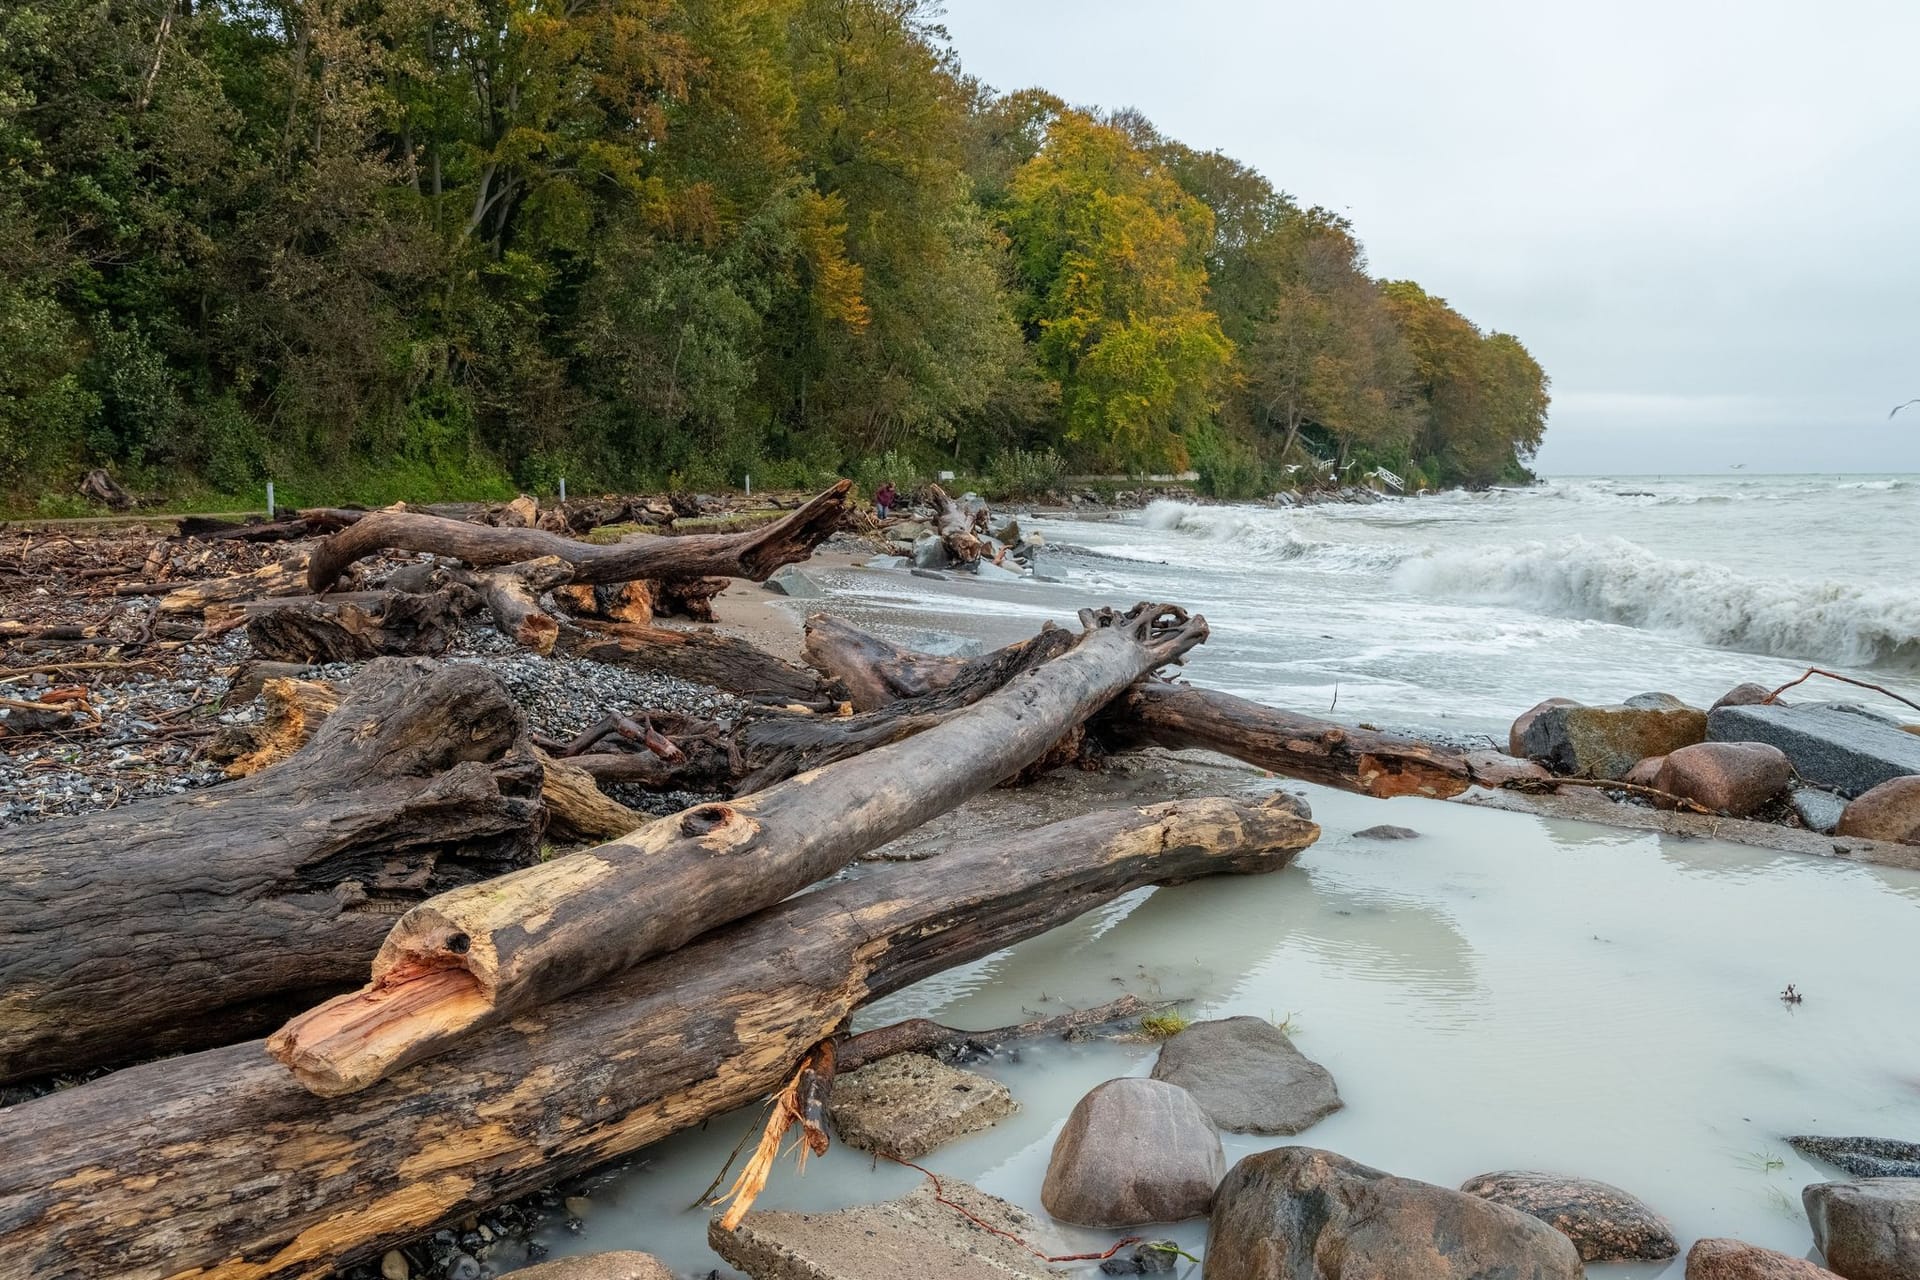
[525,779,1920,1276]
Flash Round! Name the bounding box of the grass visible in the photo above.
[1137,1009,1191,1040]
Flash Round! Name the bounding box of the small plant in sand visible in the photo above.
[1138,1009,1191,1039]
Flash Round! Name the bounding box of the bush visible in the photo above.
[983,447,1064,500]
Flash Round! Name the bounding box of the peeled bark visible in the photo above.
[0,659,543,1086]
[0,792,1315,1280]
[268,602,1208,1097]
[802,615,1549,799]
[306,480,852,592]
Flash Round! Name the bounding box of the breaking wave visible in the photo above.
[1393,536,1920,670]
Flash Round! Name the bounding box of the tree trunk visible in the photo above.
[0,793,1315,1280]
[237,588,478,663]
[568,621,826,702]
[0,659,544,1086]
[156,558,311,615]
[305,480,852,592]
[1101,683,1549,799]
[800,616,1549,799]
[926,483,984,565]
[267,603,1208,1096]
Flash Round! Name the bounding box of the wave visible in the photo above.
[1393,536,1920,670]
[1140,501,1407,572]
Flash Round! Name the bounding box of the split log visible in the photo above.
[569,621,826,701]
[305,479,852,592]
[0,659,543,1086]
[268,602,1208,1096]
[0,792,1316,1280]
[802,616,1550,799]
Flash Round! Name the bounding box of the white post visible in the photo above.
[745,473,752,496]
[265,480,274,520]
[558,477,567,503]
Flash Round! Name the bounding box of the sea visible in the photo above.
[526,473,1920,1280]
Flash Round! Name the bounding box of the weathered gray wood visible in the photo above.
[268,602,1208,1096]
[569,621,826,701]
[0,792,1315,1280]
[0,659,543,1086]
[305,480,852,591]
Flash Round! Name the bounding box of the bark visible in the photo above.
[0,792,1315,1280]
[239,588,477,663]
[267,602,1208,1097]
[802,617,1549,799]
[156,559,314,615]
[1102,683,1550,799]
[0,659,543,1086]
[926,483,984,565]
[216,677,343,777]
[568,621,826,702]
[305,480,852,592]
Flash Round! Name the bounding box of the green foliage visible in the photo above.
[1138,1009,1191,1040]
[0,0,1546,507]
[984,448,1064,499]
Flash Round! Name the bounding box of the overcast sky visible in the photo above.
[939,0,1920,475]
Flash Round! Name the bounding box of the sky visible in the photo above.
[937,0,1920,475]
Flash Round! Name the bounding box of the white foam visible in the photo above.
[1392,535,1920,670]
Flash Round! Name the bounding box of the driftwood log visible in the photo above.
[268,602,1208,1096]
[233,588,479,663]
[802,615,1549,799]
[926,483,985,564]
[0,792,1316,1279]
[569,621,826,702]
[305,479,852,592]
[0,660,543,1086]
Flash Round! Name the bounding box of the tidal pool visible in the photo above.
[522,769,1920,1276]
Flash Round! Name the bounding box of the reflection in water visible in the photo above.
[529,780,1920,1280]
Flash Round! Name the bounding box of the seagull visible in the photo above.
[1890,399,1920,420]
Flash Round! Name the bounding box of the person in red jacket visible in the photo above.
[874,481,897,520]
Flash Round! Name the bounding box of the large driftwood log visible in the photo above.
[305,480,852,592]
[801,615,1550,799]
[926,483,985,565]
[236,588,478,663]
[268,602,1207,1096]
[0,793,1316,1280]
[156,558,311,615]
[0,660,543,1086]
[569,621,826,701]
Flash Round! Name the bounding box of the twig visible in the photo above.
[1517,774,1716,816]
[835,993,1178,1072]
[1765,667,1920,714]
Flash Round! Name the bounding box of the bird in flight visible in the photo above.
[1890,399,1920,420]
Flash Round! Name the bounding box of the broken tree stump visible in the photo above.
[0,659,544,1086]
[268,602,1208,1096]
[0,793,1315,1280]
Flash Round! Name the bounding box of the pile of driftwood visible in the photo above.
[0,482,1553,1279]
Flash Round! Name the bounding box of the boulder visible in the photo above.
[1514,700,1708,780]
[910,532,949,570]
[1459,1170,1677,1262]
[1790,785,1849,835]
[1150,1017,1342,1136]
[763,566,825,599]
[1686,1237,1842,1279]
[1835,776,1920,845]
[512,1254,677,1280]
[1041,1078,1224,1227]
[1707,703,1920,798]
[1653,742,1793,816]
[1804,1178,1920,1280]
[1790,1136,1920,1179]
[1204,1146,1583,1280]
[712,1178,1059,1279]
[1351,824,1420,840]
[826,1052,1017,1159]
[1714,683,1780,711]
[1509,698,1578,758]
[1625,755,1667,788]
[1625,691,1689,710]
